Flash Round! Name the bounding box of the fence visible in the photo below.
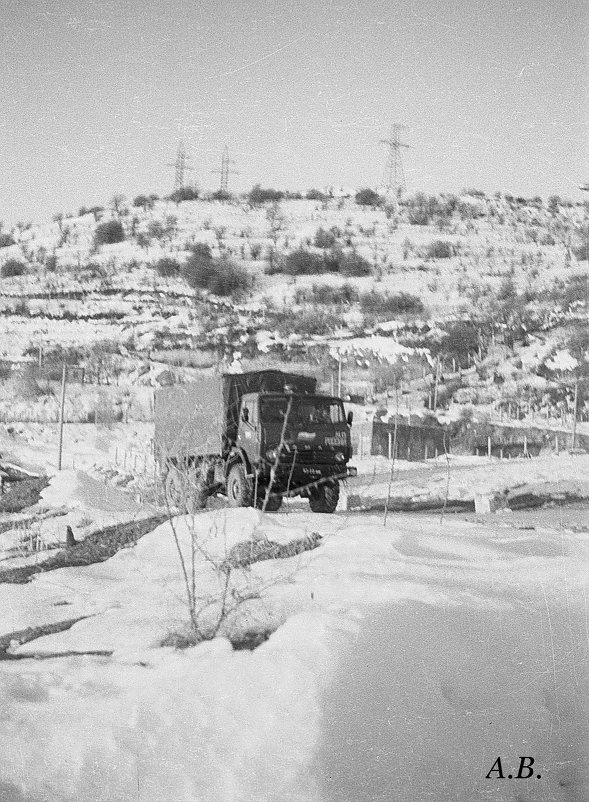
[113,445,156,476]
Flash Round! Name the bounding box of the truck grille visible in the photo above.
[279,445,338,465]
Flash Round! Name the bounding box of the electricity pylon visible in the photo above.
[211,146,238,194]
[168,140,193,191]
[380,124,410,201]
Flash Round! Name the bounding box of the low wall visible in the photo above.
[371,421,448,461]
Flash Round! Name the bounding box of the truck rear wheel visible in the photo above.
[309,481,339,514]
[227,464,252,508]
[165,466,208,513]
[257,493,283,512]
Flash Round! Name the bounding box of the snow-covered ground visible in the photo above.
[0,481,588,800]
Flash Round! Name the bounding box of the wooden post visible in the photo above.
[487,435,492,458]
[424,443,428,461]
[57,362,67,471]
[572,376,579,451]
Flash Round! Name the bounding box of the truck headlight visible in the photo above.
[334,451,346,462]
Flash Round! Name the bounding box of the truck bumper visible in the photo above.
[257,463,357,498]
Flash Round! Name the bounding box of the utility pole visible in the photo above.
[167,140,193,191]
[57,362,67,471]
[211,146,238,194]
[380,123,410,203]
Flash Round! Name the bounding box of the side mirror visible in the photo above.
[346,410,353,426]
[241,407,249,423]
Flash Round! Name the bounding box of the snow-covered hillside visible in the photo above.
[1,191,587,434]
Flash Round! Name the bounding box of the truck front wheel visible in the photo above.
[227,464,253,508]
[308,481,339,513]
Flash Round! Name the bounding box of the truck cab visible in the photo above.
[225,391,354,511]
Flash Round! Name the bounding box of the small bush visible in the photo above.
[210,190,232,201]
[1,258,26,277]
[169,186,199,203]
[550,273,589,307]
[94,219,125,246]
[45,254,58,272]
[284,248,324,276]
[338,251,371,277]
[248,185,284,205]
[424,240,454,259]
[306,189,328,201]
[277,307,340,337]
[147,220,167,240]
[133,194,155,210]
[0,233,15,248]
[155,257,181,278]
[294,283,359,306]
[191,242,213,261]
[182,249,250,298]
[314,227,337,249]
[355,188,382,207]
[209,260,251,297]
[360,290,425,318]
[407,208,430,226]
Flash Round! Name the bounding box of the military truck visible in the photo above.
[154,369,356,513]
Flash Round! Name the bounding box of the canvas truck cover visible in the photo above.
[154,377,224,462]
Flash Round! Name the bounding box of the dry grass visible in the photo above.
[0,513,167,584]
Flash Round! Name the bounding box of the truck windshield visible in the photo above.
[260,398,344,425]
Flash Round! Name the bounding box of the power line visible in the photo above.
[380,124,410,200]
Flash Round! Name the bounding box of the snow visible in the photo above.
[545,349,580,372]
[328,335,415,363]
[0,498,587,800]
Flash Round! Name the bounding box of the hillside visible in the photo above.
[0,190,587,432]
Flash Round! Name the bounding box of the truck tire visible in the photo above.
[165,467,208,513]
[226,464,253,508]
[257,493,283,512]
[309,481,339,514]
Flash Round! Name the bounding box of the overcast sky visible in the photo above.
[2,0,587,224]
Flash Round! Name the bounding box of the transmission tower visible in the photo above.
[211,146,238,194]
[380,124,410,200]
[167,140,193,191]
